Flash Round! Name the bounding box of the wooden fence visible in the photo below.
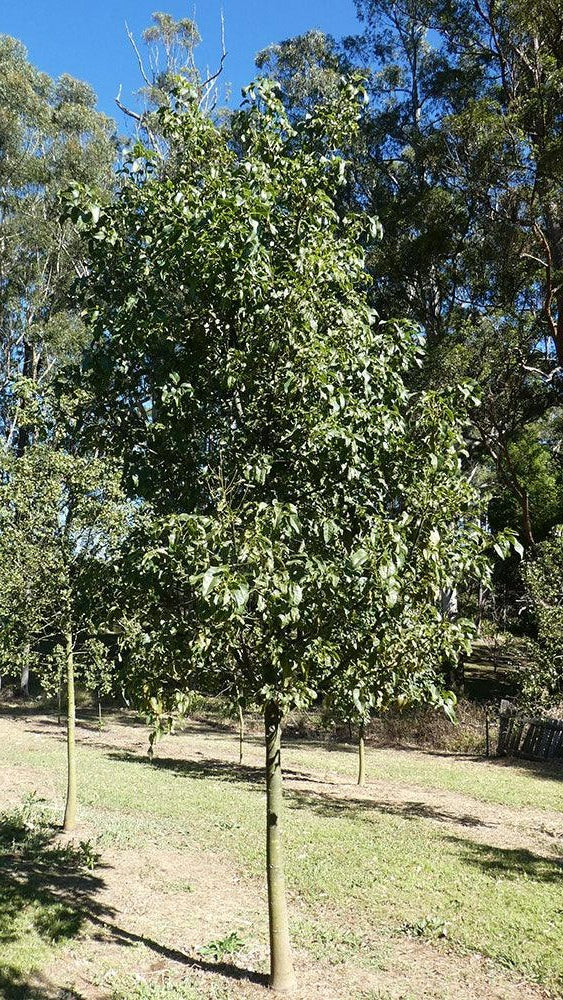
[497,710,563,762]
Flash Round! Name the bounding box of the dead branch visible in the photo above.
[125,21,152,88]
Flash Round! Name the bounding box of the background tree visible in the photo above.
[116,10,228,145]
[0,35,115,452]
[0,432,128,831]
[519,527,563,711]
[0,36,116,696]
[258,0,563,550]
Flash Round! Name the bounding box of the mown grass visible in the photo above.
[0,713,562,999]
[280,740,563,812]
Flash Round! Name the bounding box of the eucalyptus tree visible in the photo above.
[71,76,505,991]
[0,35,115,456]
[256,30,345,115]
[0,436,128,831]
[117,10,228,149]
[260,1,563,548]
[343,0,563,375]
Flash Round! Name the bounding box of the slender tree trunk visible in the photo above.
[238,702,244,765]
[521,489,535,548]
[97,692,102,729]
[476,583,484,635]
[57,656,63,726]
[20,662,29,698]
[20,647,30,698]
[265,702,296,994]
[63,630,77,833]
[357,720,366,787]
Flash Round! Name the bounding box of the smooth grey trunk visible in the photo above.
[357,721,366,786]
[63,630,77,832]
[440,587,458,618]
[265,703,296,993]
[98,693,102,729]
[57,657,63,726]
[20,653,30,698]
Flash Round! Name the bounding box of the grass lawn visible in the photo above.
[0,708,561,1000]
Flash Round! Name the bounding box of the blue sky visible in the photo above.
[2,1,360,123]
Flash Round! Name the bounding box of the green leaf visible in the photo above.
[202,567,221,597]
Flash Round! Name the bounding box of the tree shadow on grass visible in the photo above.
[441,835,563,883]
[109,749,265,785]
[285,789,563,885]
[108,749,563,883]
[108,748,333,790]
[284,786,494,830]
[108,749,497,828]
[0,797,112,999]
[0,795,268,997]
[0,966,87,1000]
[88,916,269,987]
[481,754,563,782]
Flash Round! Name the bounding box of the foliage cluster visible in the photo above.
[520,528,563,712]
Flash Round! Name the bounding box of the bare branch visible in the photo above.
[521,361,563,384]
[521,251,548,269]
[199,11,228,109]
[125,21,152,88]
[115,84,143,124]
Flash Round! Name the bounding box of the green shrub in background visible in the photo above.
[520,527,563,714]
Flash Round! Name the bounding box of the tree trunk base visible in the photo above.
[265,702,296,994]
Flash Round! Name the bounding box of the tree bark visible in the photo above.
[357,720,366,787]
[265,702,296,994]
[16,339,34,456]
[521,489,535,549]
[63,629,77,833]
[20,656,30,698]
[238,702,244,765]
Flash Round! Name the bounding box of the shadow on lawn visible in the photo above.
[109,748,334,789]
[109,749,563,886]
[109,749,494,827]
[89,916,269,987]
[0,967,88,1000]
[443,835,563,883]
[0,794,269,997]
[284,786,493,829]
[0,798,111,1000]
[482,755,563,782]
